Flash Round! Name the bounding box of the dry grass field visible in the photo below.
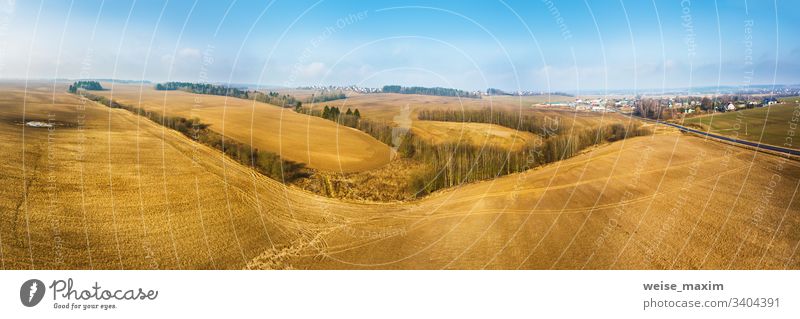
[92,84,391,173]
[682,102,800,149]
[410,121,538,151]
[278,127,800,269]
[1,82,799,270]
[269,88,358,101]
[312,93,587,122]
[308,93,627,149]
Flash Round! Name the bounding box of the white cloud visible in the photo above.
[178,47,201,59]
[297,62,327,78]
[160,54,173,66]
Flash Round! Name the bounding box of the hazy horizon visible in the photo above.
[1,0,798,92]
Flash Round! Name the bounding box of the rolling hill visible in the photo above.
[92,84,392,173]
[0,82,798,270]
[682,102,800,150]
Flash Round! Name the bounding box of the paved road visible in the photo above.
[626,113,800,156]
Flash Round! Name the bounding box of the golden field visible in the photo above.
[312,93,599,123]
[306,93,576,121]
[308,93,627,149]
[1,82,799,269]
[270,88,358,101]
[410,121,538,151]
[92,84,391,173]
[682,102,800,150]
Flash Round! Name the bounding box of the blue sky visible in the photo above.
[1,0,798,92]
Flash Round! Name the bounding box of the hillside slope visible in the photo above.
[274,127,800,269]
[1,83,798,269]
[682,102,800,150]
[93,84,392,173]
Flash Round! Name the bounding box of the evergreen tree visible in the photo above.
[322,105,331,119]
[153,82,301,108]
[66,81,103,93]
[381,85,479,98]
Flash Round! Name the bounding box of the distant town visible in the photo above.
[294,83,800,121]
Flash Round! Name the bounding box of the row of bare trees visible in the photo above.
[402,122,651,196]
[77,91,309,182]
[417,108,565,137]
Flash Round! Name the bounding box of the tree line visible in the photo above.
[145,81,651,198]
[635,95,781,120]
[403,122,651,196]
[307,91,347,103]
[154,82,302,109]
[382,85,481,99]
[74,91,309,182]
[297,102,651,197]
[296,105,370,134]
[485,88,574,97]
[67,81,103,93]
[155,82,245,94]
[634,99,674,120]
[417,108,565,137]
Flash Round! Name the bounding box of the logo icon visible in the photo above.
[20,279,45,307]
[390,103,412,157]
